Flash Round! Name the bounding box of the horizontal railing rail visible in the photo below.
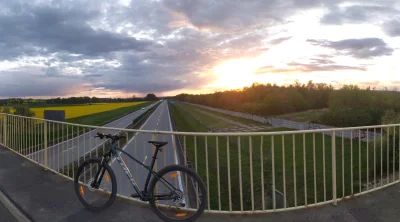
[0,112,396,135]
[0,111,399,214]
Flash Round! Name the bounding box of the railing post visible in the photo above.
[2,115,7,146]
[332,131,337,206]
[44,121,48,170]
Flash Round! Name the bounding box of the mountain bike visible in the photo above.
[74,132,207,222]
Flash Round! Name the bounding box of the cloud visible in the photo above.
[319,1,400,36]
[307,38,394,59]
[163,0,326,34]
[269,36,292,45]
[256,56,367,74]
[0,0,398,98]
[0,68,87,97]
[0,2,153,61]
[256,64,365,74]
[383,19,400,37]
[287,62,367,72]
[320,4,399,25]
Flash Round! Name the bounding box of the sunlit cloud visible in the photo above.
[0,0,399,98]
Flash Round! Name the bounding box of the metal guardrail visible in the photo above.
[0,109,399,214]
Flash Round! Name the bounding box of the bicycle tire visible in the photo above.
[148,165,207,222]
[74,158,117,212]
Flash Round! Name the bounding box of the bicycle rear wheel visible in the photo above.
[148,165,207,222]
[74,158,117,212]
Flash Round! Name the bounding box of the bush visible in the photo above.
[13,105,35,117]
[0,107,11,114]
[319,108,375,127]
[367,110,400,179]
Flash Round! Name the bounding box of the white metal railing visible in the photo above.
[183,102,383,142]
[0,112,399,214]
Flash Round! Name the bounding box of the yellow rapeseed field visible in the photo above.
[31,102,145,119]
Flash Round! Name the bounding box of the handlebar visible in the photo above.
[94,132,126,141]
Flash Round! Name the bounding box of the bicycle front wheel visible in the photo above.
[148,165,207,222]
[74,158,117,212]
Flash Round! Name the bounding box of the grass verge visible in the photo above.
[184,102,269,126]
[168,101,394,212]
[275,108,328,123]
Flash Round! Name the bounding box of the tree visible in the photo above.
[145,93,158,101]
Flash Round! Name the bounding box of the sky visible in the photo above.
[0,0,399,98]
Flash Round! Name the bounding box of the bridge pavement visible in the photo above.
[1,144,400,221]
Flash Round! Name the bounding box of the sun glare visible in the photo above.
[208,59,261,89]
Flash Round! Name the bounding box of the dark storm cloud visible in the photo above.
[0,1,153,61]
[307,38,394,59]
[0,69,86,97]
[383,19,400,37]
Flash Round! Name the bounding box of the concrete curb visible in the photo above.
[0,188,32,222]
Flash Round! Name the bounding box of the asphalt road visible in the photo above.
[27,101,160,171]
[107,100,184,203]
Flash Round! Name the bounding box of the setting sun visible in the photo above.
[207,59,261,89]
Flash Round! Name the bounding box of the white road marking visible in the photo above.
[110,101,162,164]
[166,101,185,205]
[27,103,158,159]
[63,146,76,152]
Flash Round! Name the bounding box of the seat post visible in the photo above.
[150,145,161,169]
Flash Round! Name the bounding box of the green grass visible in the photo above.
[169,101,393,211]
[184,102,268,126]
[275,108,328,122]
[175,102,234,130]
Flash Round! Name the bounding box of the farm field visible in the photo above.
[0,101,154,152]
[168,101,392,212]
[29,102,146,119]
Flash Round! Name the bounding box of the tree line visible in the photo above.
[0,93,159,106]
[0,94,159,118]
[174,81,400,127]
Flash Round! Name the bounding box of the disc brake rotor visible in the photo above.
[87,178,96,192]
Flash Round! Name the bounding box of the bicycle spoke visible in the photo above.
[149,165,206,221]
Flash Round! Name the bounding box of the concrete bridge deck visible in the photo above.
[0,145,399,222]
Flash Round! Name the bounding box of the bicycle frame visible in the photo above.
[97,142,176,201]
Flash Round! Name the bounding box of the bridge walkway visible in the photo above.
[0,145,398,222]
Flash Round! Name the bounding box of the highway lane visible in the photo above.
[27,101,160,171]
[108,100,183,202]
